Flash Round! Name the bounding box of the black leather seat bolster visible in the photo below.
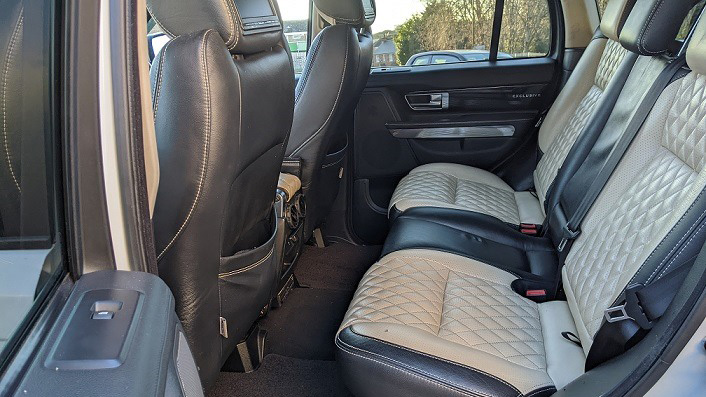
[383,207,559,280]
[336,327,556,397]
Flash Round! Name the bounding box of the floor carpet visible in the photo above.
[209,243,381,396]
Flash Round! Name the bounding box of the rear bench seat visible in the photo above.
[387,0,638,226]
[336,1,704,396]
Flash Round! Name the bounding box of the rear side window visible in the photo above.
[371,0,553,67]
[279,0,311,74]
[596,0,609,17]
[0,0,64,364]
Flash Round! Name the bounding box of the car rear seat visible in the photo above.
[336,1,704,396]
[387,0,639,226]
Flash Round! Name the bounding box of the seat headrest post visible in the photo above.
[313,0,376,28]
[147,0,284,54]
[619,0,698,56]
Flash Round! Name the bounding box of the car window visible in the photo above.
[0,0,64,364]
[677,0,706,41]
[498,0,551,60]
[596,0,609,17]
[279,0,311,74]
[431,54,459,64]
[371,0,552,67]
[411,55,431,65]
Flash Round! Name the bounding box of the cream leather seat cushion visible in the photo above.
[338,249,586,394]
[389,163,545,225]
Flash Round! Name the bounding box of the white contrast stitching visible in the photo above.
[3,10,23,194]
[218,246,274,278]
[157,30,214,261]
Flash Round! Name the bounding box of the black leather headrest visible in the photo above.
[619,0,698,56]
[687,10,706,75]
[314,0,376,27]
[147,0,283,54]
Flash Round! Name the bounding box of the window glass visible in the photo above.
[596,0,609,17]
[279,0,311,74]
[371,0,552,67]
[432,54,461,64]
[411,55,431,65]
[677,0,706,41]
[0,0,64,362]
[498,0,551,59]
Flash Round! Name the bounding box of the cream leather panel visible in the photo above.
[600,0,634,42]
[564,75,706,352]
[340,249,587,393]
[687,15,706,75]
[538,301,585,390]
[389,163,525,225]
[339,250,554,394]
[535,40,628,204]
[537,38,606,152]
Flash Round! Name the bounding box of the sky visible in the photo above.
[278,0,426,32]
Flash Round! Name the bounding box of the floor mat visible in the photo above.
[211,243,381,395]
[294,243,382,291]
[211,354,351,397]
[260,286,351,360]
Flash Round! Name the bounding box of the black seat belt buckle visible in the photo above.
[604,284,654,330]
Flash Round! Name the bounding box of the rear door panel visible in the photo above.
[351,58,559,243]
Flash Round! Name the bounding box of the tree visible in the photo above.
[395,14,424,65]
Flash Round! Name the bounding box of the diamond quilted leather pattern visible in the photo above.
[663,73,706,172]
[535,85,603,199]
[390,171,457,208]
[390,170,521,224]
[440,272,545,370]
[566,149,699,336]
[341,253,546,371]
[534,40,627,202]
[340,254,448,334]
[566,73,706,338]
[595,40,628,90]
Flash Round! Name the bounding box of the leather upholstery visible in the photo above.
[147,0,283,54]
[687,14,706,75]
[149,0,294,388]
[600,0,636,42]
[337,250,584,396]
[0,1,23,238]
[383,207,560,281]
[619,0,698,56]
[285,16,373,239]
[338,7,706,397]
[314,0,376,27]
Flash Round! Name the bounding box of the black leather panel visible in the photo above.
[147,0,283,54]
[150,29,293,388]
[314,0,376,27]
[286,24,373,238]
[336,327,549,397]
[619,0,697,56]
[543,48,638,214]
[0,2,23,238]
[555,57,670,227]
[383,207,559,280]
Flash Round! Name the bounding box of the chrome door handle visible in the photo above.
[405,92,449,111]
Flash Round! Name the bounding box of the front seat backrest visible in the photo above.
[285,0,375,239]
[148,0,294,388]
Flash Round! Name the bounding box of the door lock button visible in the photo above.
[90,300,123,320]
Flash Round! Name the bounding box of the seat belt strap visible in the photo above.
[557,56,688,253]
[584,250,696,370]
